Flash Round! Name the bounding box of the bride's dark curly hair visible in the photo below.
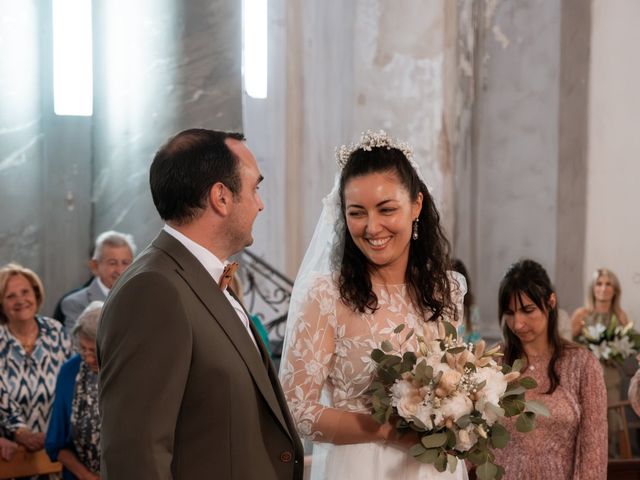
[336,146,456,321]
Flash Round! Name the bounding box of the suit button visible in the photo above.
[280,451,293,463]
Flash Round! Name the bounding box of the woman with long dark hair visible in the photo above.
[493,259,607,479]
[280,131,467,479]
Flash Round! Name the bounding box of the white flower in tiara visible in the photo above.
[335,130,414,168]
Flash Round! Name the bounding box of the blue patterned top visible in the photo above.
[0,315,71,436]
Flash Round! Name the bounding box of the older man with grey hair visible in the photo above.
[60,231,136,337]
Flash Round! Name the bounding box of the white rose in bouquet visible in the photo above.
[474,367,508,425]
[390,379,422,418]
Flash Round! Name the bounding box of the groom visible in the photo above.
[97,129,304,479]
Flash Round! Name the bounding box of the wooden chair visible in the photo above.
[608,399,633,459]
[0,447,62,479]
[607,459,640,480]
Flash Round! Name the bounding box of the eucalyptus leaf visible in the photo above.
[486,402,505,419]
[381,355,402,367]
[381,340,394,353]
[490,423,510,449]
[403,351,417,365]
[411,415,428,431]
[434,451,447,472]
[415,448,439,464]
[443,321,458,339]
[511,358,525,372]
[456,414,471,428]
[371,348,385,363]
[448,454,458,474]
[409,443,426,457]
[467,448,488,465]
[405,328,415,342]
[372,411,385,424]
[515,411,536,433]
[501,364,512,374]
[501,398,525,417]
[394,324,406,334]
[519,376,537,389]
[525,400,550,417]
[476,461,498,480]
[503,386,526,397]
[448,346,467,354]
[421,432,448,449]
[446,429,457,449]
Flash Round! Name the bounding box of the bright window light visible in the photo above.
[52,0,93,116]
[242,0,268,99]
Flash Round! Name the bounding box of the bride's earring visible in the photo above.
[412,218,419,240]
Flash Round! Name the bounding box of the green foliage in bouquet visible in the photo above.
[368,322,549,480]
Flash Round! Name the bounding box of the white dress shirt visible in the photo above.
[96,277,110,297]
[162,224,258,349]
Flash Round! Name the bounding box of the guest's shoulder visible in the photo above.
[570,307,589,321]
[59,354,82,377]
[37,315,65,333]
[61,285,90,306]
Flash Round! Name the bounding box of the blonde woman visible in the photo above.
[0,263,71,451]
[571,268,631,457]
[570,268,629,337]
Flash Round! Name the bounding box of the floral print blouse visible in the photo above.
[0,315,71,435]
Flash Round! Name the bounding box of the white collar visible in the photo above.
[162,224,226,283]
[96,277,110,296]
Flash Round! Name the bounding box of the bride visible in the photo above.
[280,131,468,479]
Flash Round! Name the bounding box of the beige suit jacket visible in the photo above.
[97,231,304,479]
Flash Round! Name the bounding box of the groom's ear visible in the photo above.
[209,182,232,216]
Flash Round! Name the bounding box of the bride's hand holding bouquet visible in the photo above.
[369,322,548,480]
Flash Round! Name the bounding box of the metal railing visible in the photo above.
[235,249,293,369]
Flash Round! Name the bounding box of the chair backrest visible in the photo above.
[608,399,633,459]
[0,447,62,479]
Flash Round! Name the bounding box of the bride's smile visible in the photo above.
[344,171,422,282]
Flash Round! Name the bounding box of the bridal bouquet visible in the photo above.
[368,322,548,480]
[576,316,640,364]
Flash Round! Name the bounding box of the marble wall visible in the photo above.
[0,0,243,314]
[0,1,44,273]
[0,1,93,314]
[464,0,563,337]
[246,0,470,279]
[586,0,640,323]
[92,0,243,250]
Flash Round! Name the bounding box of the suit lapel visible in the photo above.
[87,278,106,302]
[152,232,293,440]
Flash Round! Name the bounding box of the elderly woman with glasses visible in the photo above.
[46,301,102,480]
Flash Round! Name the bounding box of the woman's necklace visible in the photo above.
[8,322,39,354]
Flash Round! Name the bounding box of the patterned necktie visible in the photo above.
[218,262,239,291]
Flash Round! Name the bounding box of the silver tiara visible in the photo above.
[335,130,414,168]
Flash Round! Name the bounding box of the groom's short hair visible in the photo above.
[150,128,245,224]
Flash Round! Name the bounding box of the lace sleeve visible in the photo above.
[279,276,345,441]
[447,271,467,327]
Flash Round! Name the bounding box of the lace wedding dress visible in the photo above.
[280,274,468,480]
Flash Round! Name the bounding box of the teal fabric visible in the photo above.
[250,315,272,356]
